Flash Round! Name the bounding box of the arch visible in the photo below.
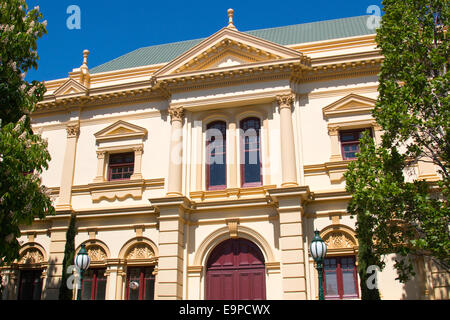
[18,243,47,265]
[234,108,267,125]
[76,239,111,262]
[194,225,275,267]
[118,237,158,261]
[319,224,358,255]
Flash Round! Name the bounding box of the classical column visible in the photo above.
[130,146,144,180]
[328,126,343,161]
[167,106,184,196]
[228,121,238,189]
[56,123,80,210]
[276,94,298,187]
[93,150,106,182]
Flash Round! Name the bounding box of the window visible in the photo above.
[323,256,359,300]
[206,121,227,190]
[18,269,43,300]
[108,152,134,181]
[125,267,155,300]
[340,128,371,160]
[81,268,107,300]
[240,117,262,187]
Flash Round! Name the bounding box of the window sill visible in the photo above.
[88,179,145,202]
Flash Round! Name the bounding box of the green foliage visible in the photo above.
[0,0,54,266]
[345,0,449,297]
[59,214,76,300]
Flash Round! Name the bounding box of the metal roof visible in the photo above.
[90,15,374,74]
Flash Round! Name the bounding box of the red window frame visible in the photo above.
[206,121,227,191]
[323,256,359,300]
[240,117,262,188]
[108,152,134,181]
[80,268,107,300]
[340,128,372,160]
[125,266,155,300]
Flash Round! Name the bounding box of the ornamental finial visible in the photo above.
[227,8,237,30]
[82,49,90,66]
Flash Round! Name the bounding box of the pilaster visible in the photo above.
[150,196,191,299]
[167,106,185,196]
[268,186,311,300]
[56,123,80,211]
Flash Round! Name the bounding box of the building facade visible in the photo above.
[1,12,448,300]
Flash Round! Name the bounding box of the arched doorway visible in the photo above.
[205,238,266,300]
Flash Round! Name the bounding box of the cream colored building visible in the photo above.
[1,12,448,300]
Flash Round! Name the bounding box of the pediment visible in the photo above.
[323,94,377,119]
[53,78,88,97]
[94,120,147,142]
[154,27,307,77]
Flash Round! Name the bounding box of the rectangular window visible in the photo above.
[206,121,227,190]
[18,269,43,300]
[81,268,107,300]
[323,256,359,300]
[340,129,371,160]
[126,266,155,300]
[240,118,262,187]
[108,152,134,181]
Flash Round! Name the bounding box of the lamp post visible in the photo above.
[310,230,327,300]
[74,244,90,300]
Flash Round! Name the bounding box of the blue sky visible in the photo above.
[26,0,383,82]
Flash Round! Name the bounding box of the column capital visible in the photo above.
[133,145,144,153]
[276,94,295,110]
[66,124,80,138]
[168,106,185,123]
[327,126,340,136]
[96,150,106,158]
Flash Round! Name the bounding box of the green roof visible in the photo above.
[90,15,375,74]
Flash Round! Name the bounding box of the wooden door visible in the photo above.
[206,238,266,300]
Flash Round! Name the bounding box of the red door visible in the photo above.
[206,238,266,300]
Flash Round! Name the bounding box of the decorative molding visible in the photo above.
[66,124,80,138]
[94,120,147,143]
[323,93,377,119]
[126,243,155,260]
[168,106,185,123]
[88,179,146,202]
[276,93,295,110]
[226,219,240,238]
[19,248,44,265]
[87,245,107,262]
[323,231,355,249]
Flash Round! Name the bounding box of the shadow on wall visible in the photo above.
[42,256,61,300]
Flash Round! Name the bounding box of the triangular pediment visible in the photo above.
[94,120,147,142]
[53,78,88,97]
[323,94,377,119]
[154,27,307,77]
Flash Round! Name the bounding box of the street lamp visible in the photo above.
[74,244,90,300]
[310,230,327,300]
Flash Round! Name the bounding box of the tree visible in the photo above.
[0,0,54,266]
[59,213,76,300]
[345,0,449,299]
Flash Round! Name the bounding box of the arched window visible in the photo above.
[206,121,227,190]
[240,117,262,187]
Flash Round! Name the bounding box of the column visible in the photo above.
[276,94,298,187]
[167,106,184,196]
[43,220,69,299]
[56,123,80,210]
[130,146,143,180]
[93,151,106,182]
[228,121,238,189]
[328,126,343,161]
[150,197,189,300]
[268,187,311,300]
[115,266,126,300]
